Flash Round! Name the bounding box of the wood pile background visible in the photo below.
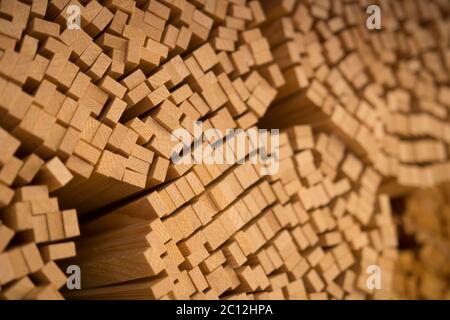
[0,0,448,299]
[393,184,450,299]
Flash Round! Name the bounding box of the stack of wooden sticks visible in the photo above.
[64,126,397,299]
[0,0,449,300]
[393,184,450,299]
[259,0,450,189]
[0,127,79,299]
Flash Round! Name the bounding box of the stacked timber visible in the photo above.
[0,0,449,300]
[0,0,278,216]
[259,0,450,189]
[0,127,79,299]
[0,0,278,300]
[393,184,450,299]
[64,125,397,300]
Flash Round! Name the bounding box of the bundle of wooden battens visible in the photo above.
[64,126,397,299]
[0,127,80,299]
[0,0,448,299]
[0,0,282,299]
[259,0,450,190]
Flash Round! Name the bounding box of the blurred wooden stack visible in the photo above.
[259,0,450,189]
[393,184,450,299]
[0,0,449,300]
